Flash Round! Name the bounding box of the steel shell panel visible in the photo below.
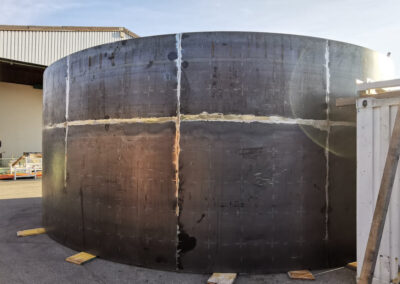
[43,32,393,273]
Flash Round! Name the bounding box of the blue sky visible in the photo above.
[2,0,400,76]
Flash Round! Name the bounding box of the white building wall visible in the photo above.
[0,82,43,158]
[0,26,137,158]
[0,30,134,66]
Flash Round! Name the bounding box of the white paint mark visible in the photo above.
[324,40,330,241]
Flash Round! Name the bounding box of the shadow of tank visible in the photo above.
[42,32,394,273]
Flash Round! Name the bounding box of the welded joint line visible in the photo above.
[181,113,355,130]
[64,55,70,189]
[174,33,183,270]
[324,40,330,241]
[44,117,177,129]
[43,113,355,130]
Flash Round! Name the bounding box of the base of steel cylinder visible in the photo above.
[45,230,347,274]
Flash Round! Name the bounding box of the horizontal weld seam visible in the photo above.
[43,113,356,130]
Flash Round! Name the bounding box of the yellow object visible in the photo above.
[207,273,237,284]
[287,270,315,280]
[346,261,357,271]
[392,272,400,284]
[17,228,46,237]
[66,252,96,265]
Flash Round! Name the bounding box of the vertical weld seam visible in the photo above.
[175,33,182,270]
[80,186,86,247]
[64,55,70,189]
[324,40,330,241]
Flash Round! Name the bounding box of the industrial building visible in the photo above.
[0,25,138,158]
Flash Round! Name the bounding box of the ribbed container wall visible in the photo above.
[0,31,133,66]
[357,97,400,284]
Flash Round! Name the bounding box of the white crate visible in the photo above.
[357,97,400,283]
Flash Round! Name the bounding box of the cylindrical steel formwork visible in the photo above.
[42,32,394,273]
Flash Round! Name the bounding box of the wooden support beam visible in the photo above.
[358,105,400,284]
[336,90,400,107]
[360,90,400,100]
[346,261,357,271]
[336,97,356,107]
[287,270,315,280]
[357,79,400,91]
[207,273,237,284]
[17,228,46,237]
[65,252,96,265]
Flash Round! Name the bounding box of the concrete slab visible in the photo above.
[0,179,41,199]
[0,180,356,283]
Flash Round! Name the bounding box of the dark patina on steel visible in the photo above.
[42,32,392,273]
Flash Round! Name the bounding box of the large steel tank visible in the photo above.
[42,32,394,273]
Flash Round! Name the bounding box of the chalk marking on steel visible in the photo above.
[324,40,330,241]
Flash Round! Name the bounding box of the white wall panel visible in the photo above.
[357,97,400,283]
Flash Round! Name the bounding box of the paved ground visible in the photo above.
[0,179,41,200]
[0,180,356,284]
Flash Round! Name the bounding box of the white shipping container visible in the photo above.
[357,96,400,283]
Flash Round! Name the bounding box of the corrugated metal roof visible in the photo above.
[0,25,139,66]
[0,25,139,38]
